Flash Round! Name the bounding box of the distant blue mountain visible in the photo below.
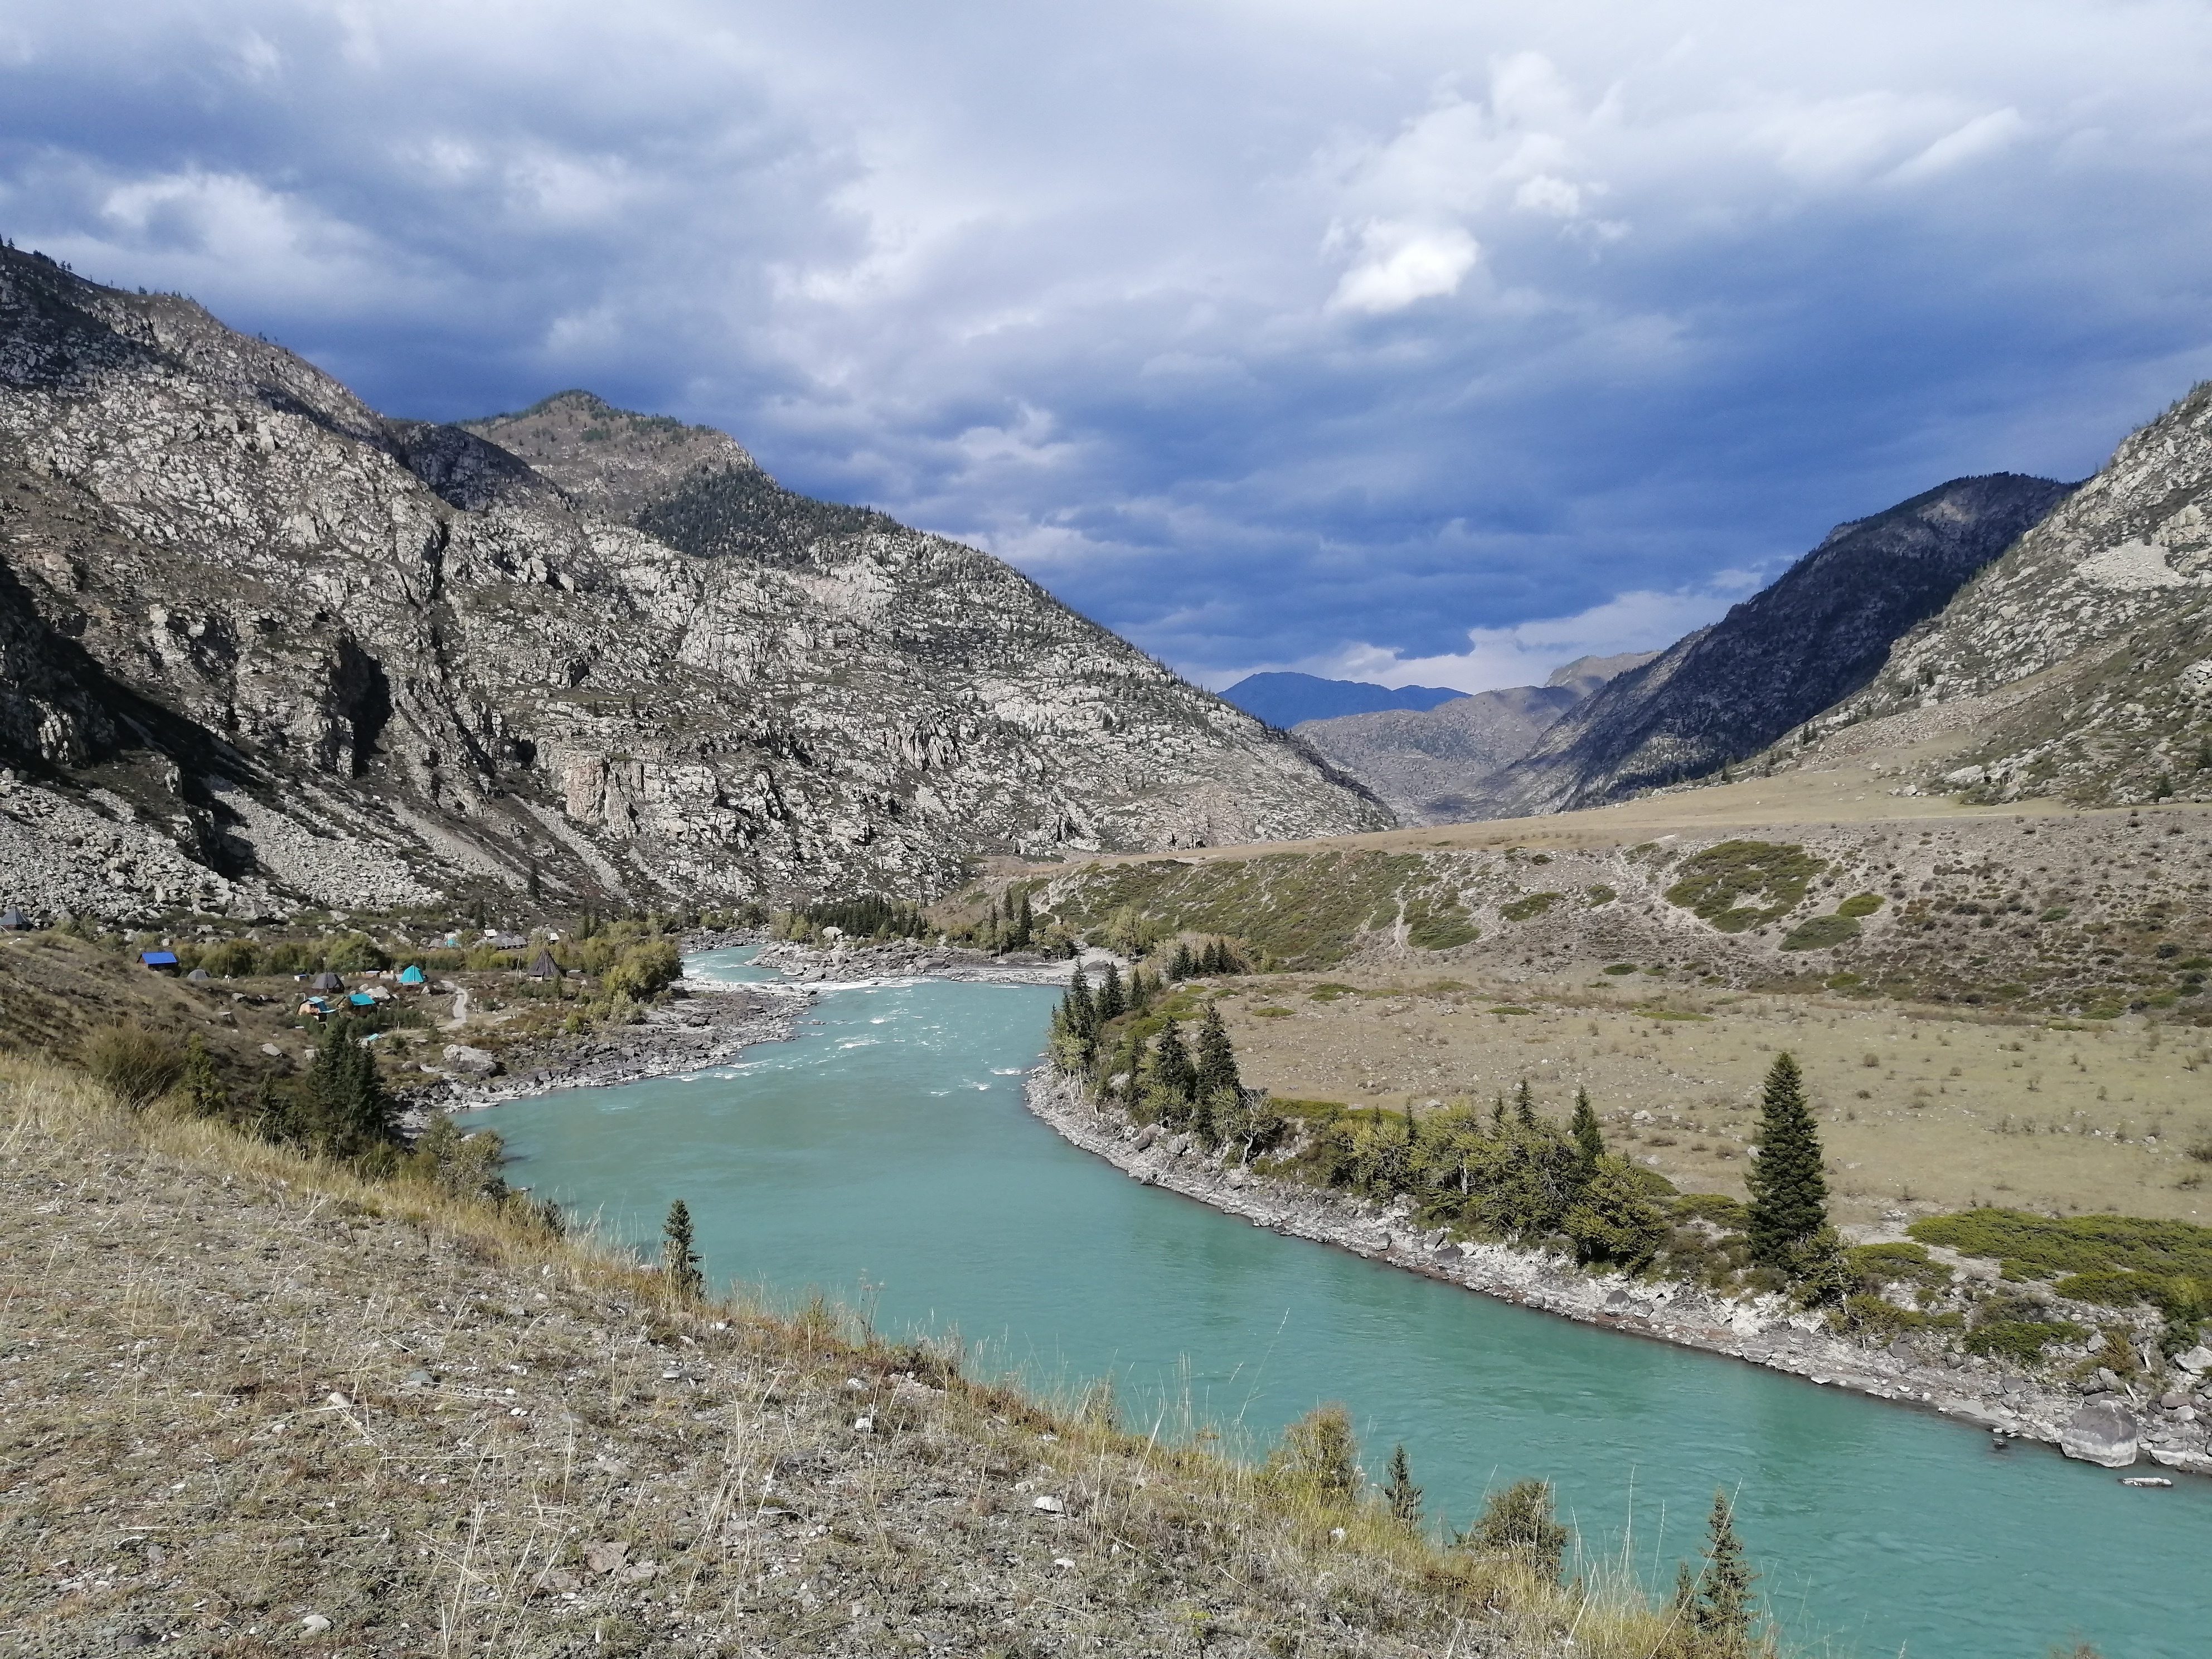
[1219,671,1466,728]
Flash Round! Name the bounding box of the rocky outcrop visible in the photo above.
[0,250,1387,923]
[1292,654,1653,825]
[2061,1400,2141,1468]
[1812,384,2212,807]
[1473,476,2073,817]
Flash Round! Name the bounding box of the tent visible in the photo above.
[528,949,559,979]
[397,964,427,986]
[347,991,379,1008]
[311,971,345,992]
[140,950,180,971]
[186,967,211,982]
[0,908,26,929]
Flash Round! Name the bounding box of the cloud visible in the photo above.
[1234,572,1766,696]
[2,0,2210,691]
[1328,220,1481,313]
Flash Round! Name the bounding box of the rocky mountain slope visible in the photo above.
[1799,383,2212,808]
[0,250,1385,921]
[1467,475,2074,819]
[1291,653,1652,824]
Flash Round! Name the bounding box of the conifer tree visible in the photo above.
[1688,1490,1759,1658]
[1383,1444,1423,1526]
[301,1023,397,1158]
[1745,1052,1829,1273]
[1065,967,1094,1035]
[1194,1004,1242,1101]
[1152,1022,1196,1103]
[1013,890,1034,948]
[180,1032,229,1119]
[1169,940,1194,981]
[1097,962,1126,1021]
[662,1199,705,1298]
[1514,1078,1537,1128]
[1570,1086,1604,1177]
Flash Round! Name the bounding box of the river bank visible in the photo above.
[1022,1068,2212,1478]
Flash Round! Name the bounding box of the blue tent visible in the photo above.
[397,964,426,986]
[140,950,180,970]
[347,991,379,1008]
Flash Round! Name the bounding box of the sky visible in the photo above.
[5,2,2211,693]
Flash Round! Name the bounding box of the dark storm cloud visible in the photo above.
[4,1,2210,689]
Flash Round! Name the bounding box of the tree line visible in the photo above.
[1051,963,1845,1295]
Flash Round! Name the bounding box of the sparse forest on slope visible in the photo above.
[0,250,1385,923]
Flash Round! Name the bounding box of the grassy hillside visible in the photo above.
[0,1056,1747,1658]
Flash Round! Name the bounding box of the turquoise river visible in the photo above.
[462,950,2212,1657]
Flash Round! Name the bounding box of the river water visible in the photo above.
[462,950,2211,1657]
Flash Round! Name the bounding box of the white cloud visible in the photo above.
[1328,220,1481,313]
[1888,108,2027,183]
[1268,572,1767,696]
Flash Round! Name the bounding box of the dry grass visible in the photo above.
[1204,976,2212,1234]
[0,1055,1734,1658]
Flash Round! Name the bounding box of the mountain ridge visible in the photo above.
[0,248,1388,922]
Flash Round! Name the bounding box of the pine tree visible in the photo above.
[300,1023,397,1158]
[1745,1052,1829,1273]
[1514,1078,1537,1128]
[1570,1086,1603,1177]
[1383,1444,1423,1526]
[1097,962,1126,1021]
[1152,1022,1196,1103]
[1066,967,1094,1035]
[1013,891,1034,948]
[180,1033,229,1119]
[662,1199,705,1298]
[1169,940,1194,982]
[1194,1005,1241,1101]
[1689,1490,1759,1658]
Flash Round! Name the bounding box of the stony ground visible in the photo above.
[0,1060,1685,1659]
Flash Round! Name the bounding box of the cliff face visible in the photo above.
[1468,474,2073,817]
[0,250,1386,921]
[1812,385,2212,807]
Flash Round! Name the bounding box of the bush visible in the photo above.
[1498,892,1561,924]
[1663,840,1826,932]
[1835,892,1886,918]
[1266,1404,1359,1501]
[81,1021,186,1110]
[1458,1480,1570,1584]
[1909,1207,2212,1282]
[604,939,682,1000]
[1780,913,1861,951]
[1963,1318,2085,1364]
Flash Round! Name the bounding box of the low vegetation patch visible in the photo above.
[1665,841,1827,933]
[1498,891,1563,924]
[1780,914,1862,952]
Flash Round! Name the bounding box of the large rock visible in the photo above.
[441,1044,501,1078]
[2059,1401,2140,1468]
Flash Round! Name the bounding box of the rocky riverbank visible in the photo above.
[431,978,809,1111]
[753,937,1088,986]
[1023,1069,2212,1478]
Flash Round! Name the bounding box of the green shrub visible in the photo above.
[604,939,682,1000]
[1909,1207,2212,1282]
[1585,885,1618,906]
[81,1021,186,1110]
[1963,1319,2084,1364]
[1848,1241,1953,1293]
[1781,913,1861,951]
[2053,1268,2169,1308]
[1664,840,1826,932]
[1405,896,1479,949]
[1675,1193,1751,1230]
[1603,962,1637,975]
[1835,893,1886,918]
[1498,892,1562,924]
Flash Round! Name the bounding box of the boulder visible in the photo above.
[2174,1345,2212,1376]
[2059,1401,2140,1468]
[442,1044,501,1078]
